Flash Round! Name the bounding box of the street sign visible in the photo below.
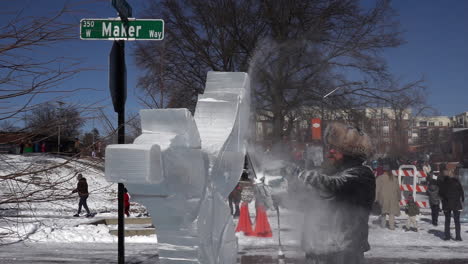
[80,19,164,40]
[112,0,132,21]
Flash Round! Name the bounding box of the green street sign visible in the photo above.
[80,19,164,40]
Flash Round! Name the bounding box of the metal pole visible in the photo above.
[58,125,60,154]
[117,63,125,264]
[118,182,125,264]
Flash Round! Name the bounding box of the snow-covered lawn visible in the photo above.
[0,154,153,244]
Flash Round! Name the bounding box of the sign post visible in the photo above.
[108,2,131,261]
[112,0,132,22]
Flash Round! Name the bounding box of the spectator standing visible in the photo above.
[423,161,431,176]
[19,141,24,154]
[228,181,242,217]
[427,177,441,226]
[404,194,420,232]
[375,160,401,230]
[124,187,131,217]
[74,138,81,157]
[72,173,92,217]
[439,166,465,241]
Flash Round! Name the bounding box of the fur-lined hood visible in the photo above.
[324,122,373,158]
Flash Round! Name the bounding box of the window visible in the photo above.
[383,131,389,137]
[429,122,435,127]
[419,121,427,127]
[383,120,389,127]
[439,121,443,126]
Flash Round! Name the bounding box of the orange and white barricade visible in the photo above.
[393,165,429,208]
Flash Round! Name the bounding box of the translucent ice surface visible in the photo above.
[195,71,250,198]
[105,71,250,264]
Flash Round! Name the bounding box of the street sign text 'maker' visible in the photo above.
[80,19,164,40]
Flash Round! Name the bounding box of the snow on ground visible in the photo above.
[1,154,468,263]
[0,154,153,245]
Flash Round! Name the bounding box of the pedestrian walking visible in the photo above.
[72,173,92,217]
[439,165,465,241]
[404,194,420,232]
[124,187,130,217]
[296,122,375,264]
[375,159,401,230]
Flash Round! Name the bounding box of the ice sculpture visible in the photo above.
[105,71,250,263]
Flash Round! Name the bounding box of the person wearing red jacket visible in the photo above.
[124,187,130,217]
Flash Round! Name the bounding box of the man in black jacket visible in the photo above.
[72,173,92,217]
[439,170,465,241]
[297,122,376,264]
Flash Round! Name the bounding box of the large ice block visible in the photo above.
[105,71,250,264]
[105,144,163,184]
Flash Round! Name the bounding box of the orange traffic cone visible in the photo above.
[235,202,253,235]
[253,205,272,237]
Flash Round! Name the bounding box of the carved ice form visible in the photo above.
[105,71,250,264]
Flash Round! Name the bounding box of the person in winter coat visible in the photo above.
[229,183,242,217]
[404,194,420,231]
[375,160,401,230]
[296,122,376,264]
[438,172,465,241]
[124,187,130,217]
[427,177,441,226]
[422,161,431,176]
[72,173,92,217]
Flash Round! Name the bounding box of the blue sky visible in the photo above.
[3,0,468,133]
[383,1,468,116]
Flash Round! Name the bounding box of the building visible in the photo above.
[410,116,451,145]
[363,107,412,155]
[451,112,468,128]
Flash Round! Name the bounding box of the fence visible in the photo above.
[392,165,429,208]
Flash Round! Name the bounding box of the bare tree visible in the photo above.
[0,120,19,132]
[0,5,83,123]
[134,0,407,143]
[0,4,98,242]
[25,102,84,140]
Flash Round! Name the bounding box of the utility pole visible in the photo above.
[56,101,65,154]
